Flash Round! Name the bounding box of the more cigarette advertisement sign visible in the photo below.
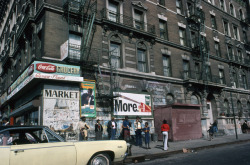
[80,82,96,118]
[113,92,152,116]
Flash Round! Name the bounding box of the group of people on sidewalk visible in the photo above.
[78,116,168,150]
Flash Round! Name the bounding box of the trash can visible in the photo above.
[152,133,158,142]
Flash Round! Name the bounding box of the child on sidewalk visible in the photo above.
[143,122,151,149]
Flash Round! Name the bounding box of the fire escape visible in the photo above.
[186,0,223,86]
[62,0,119,104]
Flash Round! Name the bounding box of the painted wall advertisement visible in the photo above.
[43,85,80,132]
[80,82,96,118]
[113,92,152,116]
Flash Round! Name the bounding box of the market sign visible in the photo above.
[113,92,152,116]
[80,81,96,118]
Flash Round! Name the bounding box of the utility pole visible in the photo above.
[230,91,238,139]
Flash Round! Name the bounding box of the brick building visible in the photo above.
[0,0,250,139]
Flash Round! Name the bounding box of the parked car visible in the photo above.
[0,126,127,165]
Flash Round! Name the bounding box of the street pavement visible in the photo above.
[128,142,250,165]
[117,133,250,164]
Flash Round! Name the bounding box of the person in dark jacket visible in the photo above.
[95,119,103,140]
[107,117,117,140]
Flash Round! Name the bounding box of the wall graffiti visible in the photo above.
[43,85,80,141]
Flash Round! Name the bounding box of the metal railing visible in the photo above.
[101,9,155,35]
[181,70,226,85]
[228,54,250,65]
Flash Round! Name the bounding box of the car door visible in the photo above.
[9,128,77,165]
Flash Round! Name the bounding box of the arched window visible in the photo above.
[239,9,244,21]
[166,94,174,104]
[224,99,230,115]
[229,4,234,16]
[191,95,199,104]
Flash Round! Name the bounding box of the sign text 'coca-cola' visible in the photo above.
[36,63,56,73]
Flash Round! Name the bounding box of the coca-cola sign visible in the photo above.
[36,63,56,73]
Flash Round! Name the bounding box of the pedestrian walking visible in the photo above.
[242,120,249,133]
[208,125,214,141]
[143,122,151,149]
[95,119,103,140]
[134,116,142,147]
[212,120,218,133]
[161,119,170,151]
[107,117,117,140]
[122,116,130,142]
[78,116,90,141]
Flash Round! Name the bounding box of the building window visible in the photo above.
[134,9,144,30]
[220,0,225,11]
[195,63,200,80]
[239,9,244,21]
[179,28,186,46]
[232,70,238,88]
[110,42,121,68]
[187,2,193,17]
[176,0,183,14]
[219,69,225,84]
[137,48,146,72]
[183,60,189,79]
[190,31,197,48]
[223,20,230,36]
[227,45,234,60]
[191,95,199,104]
[224,100,230,115]
[241,72,247,89]
[158,0,165,6]
[229,4,234,16]
[159,20,168,40]
[108,0,119,22]
[211,15,217,29]
[233,25,239,40]
[243,31,248,43]
[237,49,243,62]
[69,33,81,60]
[163,55,171,77]
[237,101,242,116]
[206,66,212,81]
[214,42,221,57]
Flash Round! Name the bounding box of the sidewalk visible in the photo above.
[120,134,250,164]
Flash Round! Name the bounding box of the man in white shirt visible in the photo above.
[135,116,142,147]
[107,117,117,140]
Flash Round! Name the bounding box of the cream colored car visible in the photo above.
[0,126,127,165]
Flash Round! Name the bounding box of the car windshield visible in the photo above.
[0,127,63,146]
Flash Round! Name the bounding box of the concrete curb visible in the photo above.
[114,139,250,164]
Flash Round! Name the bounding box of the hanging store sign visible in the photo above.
[80,81,96,118]
[113,92,152,116]
[6,61,82,102]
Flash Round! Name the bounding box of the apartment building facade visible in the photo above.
[0,0,249,139]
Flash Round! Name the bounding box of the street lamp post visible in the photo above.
[230,91,238,139]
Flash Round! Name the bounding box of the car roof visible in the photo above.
[0,125,47,131]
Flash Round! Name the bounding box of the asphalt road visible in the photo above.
[128,142,250,165]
